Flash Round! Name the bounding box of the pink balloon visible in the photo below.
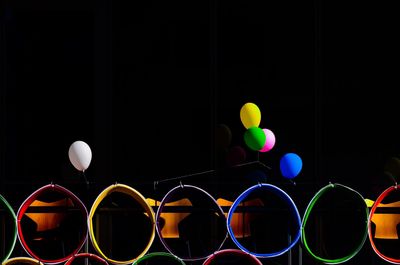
[260,128,275,152]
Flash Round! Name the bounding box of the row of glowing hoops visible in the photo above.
[0,182,399,265]
[2,250,262,265]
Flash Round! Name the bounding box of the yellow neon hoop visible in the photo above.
[88,183,155,265]
[2,257,44,265]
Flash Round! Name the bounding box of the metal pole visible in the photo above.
[298,243,302,265]
[288,234,292,265]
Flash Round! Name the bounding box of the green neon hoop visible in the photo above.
[301,183,368,264]
[132,252,185,265]
[0,194,17,264]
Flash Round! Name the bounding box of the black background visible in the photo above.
[1,1,400,264]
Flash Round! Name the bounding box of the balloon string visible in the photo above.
[82,170,90,187]
[156,169,216,184]
[154,160,271,186]
[286,178,296,186]
[231,160,271,170]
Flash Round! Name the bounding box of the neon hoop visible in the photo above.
[203,249,263,265]
[17,184,88,264]
[302,183,368,264]
[2,257,44,265]
[0,194,17,263]
[227,183,301,258]
[132,252,185,265]
[65,253,109,265]
[88,183,155,265]
[368,184,400,264]
[155,185,227,261]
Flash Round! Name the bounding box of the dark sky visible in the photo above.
[1,1,400,264]
[2,0,399,191]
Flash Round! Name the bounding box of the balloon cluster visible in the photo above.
[240,103,275,152]
[240,102,302,179]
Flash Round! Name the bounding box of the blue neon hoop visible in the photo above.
[226,183,301,258]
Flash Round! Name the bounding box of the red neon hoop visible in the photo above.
[17,184,88,264]
[368,185,400,264]
[65,253,109,265]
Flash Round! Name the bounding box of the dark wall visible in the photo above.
[1,1,400,264]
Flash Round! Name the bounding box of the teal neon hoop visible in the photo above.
[0,194,17,264]
[132,252,185,265]
[301,183,368,264]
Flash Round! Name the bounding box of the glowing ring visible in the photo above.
[155,185,227,261]
[2,257,44,265]
[368,185,400,264]
[65,253,109,265]
[132,252,185,265]
[203,249,262,265]
[88,183,155,265]
[0,194,17,264]
[227,183,301,258]
[302,183,368,264]
[17,184,88,264]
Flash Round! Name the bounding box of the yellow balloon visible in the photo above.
[240,102,261,129]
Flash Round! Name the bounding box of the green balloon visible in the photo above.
[244,127,266,151]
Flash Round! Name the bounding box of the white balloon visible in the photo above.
[68,140,92,171]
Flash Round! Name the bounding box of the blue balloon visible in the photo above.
[280,153,302,179]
